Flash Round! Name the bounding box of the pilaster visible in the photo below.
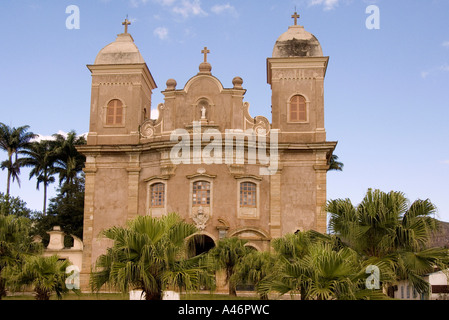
[269,171,282,238]
[80,155,97,291]
[127,152,141,220]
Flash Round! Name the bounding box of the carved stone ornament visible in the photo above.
[192,206,209,231]
[253,116,271,136]
[140,120,155,139]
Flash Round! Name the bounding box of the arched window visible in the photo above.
[150,183,165,208]
[106,99,123,125]
[240,182,257,207]
[192,181,210,206]
[289,95,307,122]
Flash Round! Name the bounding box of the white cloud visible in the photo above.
[309,0,339,11]
[211,3,238,17]
[421,63,449,78]
[442,41,449,48]
[155,0,177,5]
[151,109,159,120]
[441,160,449,165]
[440,63,449,72]
[33,130,87,142]
[173,0,207,18]
[129,0,149,8]
[420,71,430,79]
[154,27,169,40]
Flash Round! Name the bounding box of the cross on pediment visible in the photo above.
[291,11,300,26]
[122,18,131,34]
[201,47,210,63]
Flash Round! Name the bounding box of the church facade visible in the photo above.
[78,14,337,289]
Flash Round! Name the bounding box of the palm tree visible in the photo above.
[7,255,71,300]
[52,131,86,190]
[0,159,22,193]
[0,123,35,195]
[327,188,449,297]
[232,250,277,300]
[328,154,344,172]
[205,237,250,296]
[0,214,42,299]
[262,231,387,300]
[90,213,206,300]
[21,140,57,214]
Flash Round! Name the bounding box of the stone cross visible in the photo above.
[291,11,300,26]
[201,47,210,63]
[122,18,131,34]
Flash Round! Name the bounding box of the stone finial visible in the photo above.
[232,76,243,89]
[198,47,212,75]
[47,226,65,250]
[198,62,212,75]
[166,78,177,91]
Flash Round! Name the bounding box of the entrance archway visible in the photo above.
[187,234,215,258]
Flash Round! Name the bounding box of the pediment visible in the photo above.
[183,74,224,94]
[229,227,270,240]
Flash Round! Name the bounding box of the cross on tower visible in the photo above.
[291,11,300,26]
[201,47,210,63]
[122,17,131,34]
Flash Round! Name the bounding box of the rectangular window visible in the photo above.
[193,181,210,206]
[150,183,165,208]
[240,182,256,207]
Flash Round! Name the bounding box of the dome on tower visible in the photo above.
[94,22,145,65]
[94,33,145,65]
[272,13,323,58]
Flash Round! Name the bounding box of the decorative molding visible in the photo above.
[233,174,263,181]
[227,164,244,176]
[216,218,230,230]
[140,119,155,139]
[229,227,271,241]
[186,172,217,180]
[143,175,172,182]
[192,206,210,231]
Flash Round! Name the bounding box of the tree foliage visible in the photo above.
[327,188,449,296]
[6,255,71,300]
[0,123,36,195]
[0,214,42,299]
[205,237,250,296]
[90,213,207,300]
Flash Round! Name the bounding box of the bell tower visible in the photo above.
[86,19,157,145]
[267,12,329,143]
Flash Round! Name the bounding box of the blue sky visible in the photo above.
[1,0,448,222]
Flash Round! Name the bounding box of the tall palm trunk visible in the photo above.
[6,171,11,196]
[5,154,12,196]
[43,183,47,215]
[228,269,237,296]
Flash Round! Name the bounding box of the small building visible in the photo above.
[41,226,83,272]
[394,270,449,300]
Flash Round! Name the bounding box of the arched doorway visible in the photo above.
[187,234,215,258]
